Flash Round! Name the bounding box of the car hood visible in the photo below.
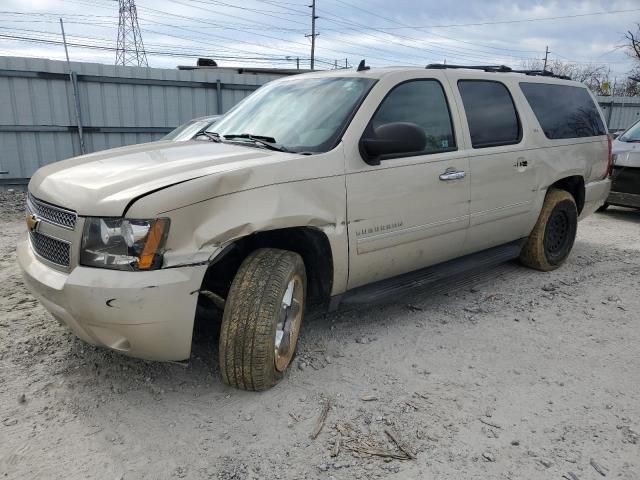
[29,140,283,216]
[612,138,640,155]
[614,150,640,168]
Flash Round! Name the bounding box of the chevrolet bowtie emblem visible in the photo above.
[26,213,40,232]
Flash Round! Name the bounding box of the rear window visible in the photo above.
[520,83,606,139]
[458,80,521,148]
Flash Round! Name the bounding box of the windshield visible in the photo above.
[619,119,640,142]
[208,76,376,153]
[163,117,219,141]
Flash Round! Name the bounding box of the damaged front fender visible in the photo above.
[126,146,349,294]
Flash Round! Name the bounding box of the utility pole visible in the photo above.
[59,18,85,154]
[306,0,318,70]
[115,0,148,67]
[543,46,549,71]
[287,56,300,70]
[60,18,70,64]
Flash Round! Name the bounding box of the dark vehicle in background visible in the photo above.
[601,119,640,210]
[162,115,221,141]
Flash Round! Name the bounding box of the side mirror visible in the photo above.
[360,122,426,165]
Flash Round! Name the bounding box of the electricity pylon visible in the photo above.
[115,0,148,67]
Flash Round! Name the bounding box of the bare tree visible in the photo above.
[625,24,640,63]
[521,59,612,95]
[625,24,640,93]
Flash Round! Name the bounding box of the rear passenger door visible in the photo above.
[453,79,537,251]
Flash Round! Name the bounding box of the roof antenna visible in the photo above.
[357,59,370,72]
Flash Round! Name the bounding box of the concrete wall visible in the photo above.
[0,56,291,185]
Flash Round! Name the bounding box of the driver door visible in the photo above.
[345,75,471,289]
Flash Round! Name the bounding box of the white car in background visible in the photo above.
[162,115,222,141]
[601,119,640,210]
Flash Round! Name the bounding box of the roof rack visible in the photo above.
[426,63,512,72]
[425,63,571,80]
[511,69,572,80]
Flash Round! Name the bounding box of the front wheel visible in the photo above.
[519,188,578,272]
[219,248,306,391]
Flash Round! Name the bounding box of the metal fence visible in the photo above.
[597,96,640,131]
[0,56,291,185]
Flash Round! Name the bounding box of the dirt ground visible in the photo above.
[1,189,639,480]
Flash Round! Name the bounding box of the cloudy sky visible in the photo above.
[0,0,638,78]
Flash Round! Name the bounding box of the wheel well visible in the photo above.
[550,176,585,214]
[199,227,334,307]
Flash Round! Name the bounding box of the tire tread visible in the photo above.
[219,248,305,391]
[520,188,577,271]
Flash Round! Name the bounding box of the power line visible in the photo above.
[0,26,312,61]
[323,0,541,55]
[316,11,526,64]
[138,0,428,66]
[0,32,316,64]
[322,7,640,29]
[0,5,547,66]
[0,24,344,68]
[1,2,634,72]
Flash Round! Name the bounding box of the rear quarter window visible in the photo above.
[520,83,606,139]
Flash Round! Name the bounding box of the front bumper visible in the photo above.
[17,236,208,361]
[607,166,640,208]
[608,191,640,209]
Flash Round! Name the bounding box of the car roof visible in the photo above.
[282,66,587,88]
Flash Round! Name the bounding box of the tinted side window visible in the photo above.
[520,83,606,139]
[458,80,521,148]
[371,80,456,154]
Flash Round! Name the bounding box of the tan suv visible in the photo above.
[18,65,611,391]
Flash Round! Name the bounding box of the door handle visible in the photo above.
[439,169,466,181]
[514,159,528,168]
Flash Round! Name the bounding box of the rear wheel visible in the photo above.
[219,248,306,391]
[520,188,578,271]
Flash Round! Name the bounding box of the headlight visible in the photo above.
[80,218,170,271]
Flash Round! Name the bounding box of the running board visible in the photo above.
[337,240,525,308]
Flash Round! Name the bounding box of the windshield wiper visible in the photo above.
[221,133,291,152]
[199,131,222,142]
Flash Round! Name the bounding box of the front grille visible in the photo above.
[26,193,77,230]
[29,231,71,267]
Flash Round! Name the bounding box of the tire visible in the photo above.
[519,188,578,272]
[219,248,306,391]
[597,202,609,212]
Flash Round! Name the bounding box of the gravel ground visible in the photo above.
[1,189,639,480]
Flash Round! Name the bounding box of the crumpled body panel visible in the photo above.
[127,144,349,294]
